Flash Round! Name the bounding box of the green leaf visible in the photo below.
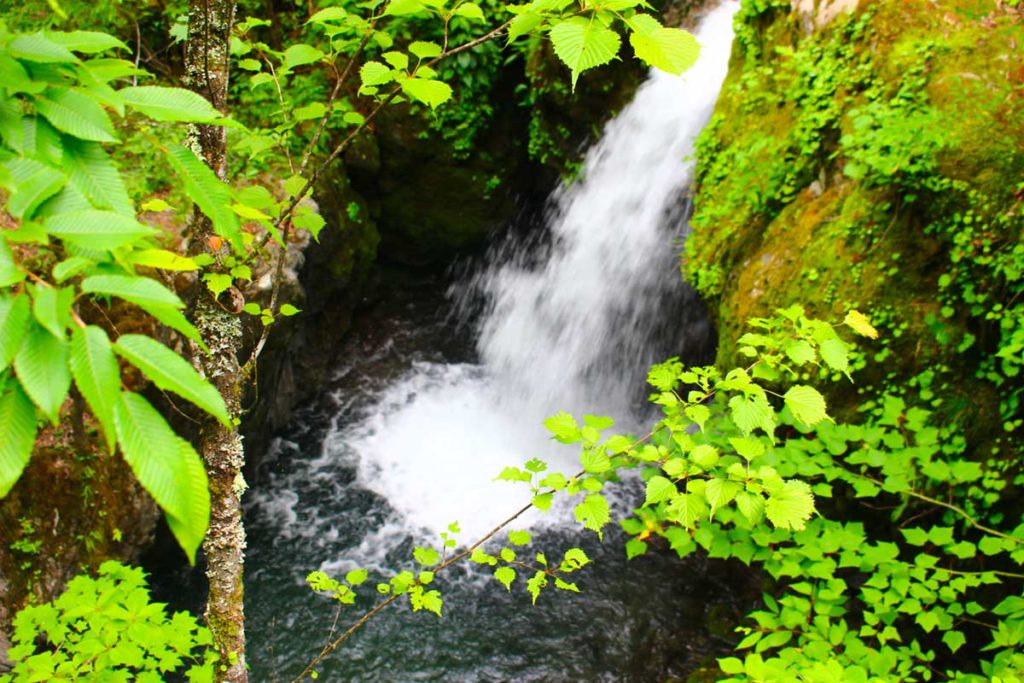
[453,2,484,20]
[900,527,929,546]
[942,630,966,654]
[625,539,647,559]
[0,239,24,288]
[401,78,452,109]
[68,325,120,451]
[114,392,209,564]
[580,447,611,474]
[544,411,580,444]
[164,146,243,253]
[526,571,547,604]
[628,22,700,75]
[554,577,579,592]
[63,138,133,216]
[729,392,776,437]
[360,61,394,88]
[31,284,72,339]
[284,44,324,68]
[409,41,442,59]
[3,159,66,220]
[293,102,327,121]
[384,0,427,15]
[507,12,543,43]
[35,88,117,142]
[819,337,850,374]
[0,383,37,498]
[126,249,198,272]
[508,530,531,546]
[9,33,79,63]
[120,86,221,123]
[494,566,515,591]
[44,210,155,250]
[382,51,409,71]
[685,404,710,431]
[548,17,621,90]
[783,385,829,427]
[413,546,440,566]
[14,321,71,422]
[783,339,816,366]
[735,491,765,525]
[0,295,31,372]
[765,480,815,531]
[844,310,879,339]
[46,30,128,53]
[308,7,347,23]
[574,493,610,538]
[113,334,230,426]
[645,475,676,506]
[729,436,765,461]
[82,275,183,308]
[706,478,741,517]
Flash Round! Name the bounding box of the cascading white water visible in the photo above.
[251,3,737,557]
[340,3,739,541]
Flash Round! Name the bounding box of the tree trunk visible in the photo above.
[183,1,247,681]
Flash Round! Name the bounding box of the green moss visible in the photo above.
[686,0,1024,437]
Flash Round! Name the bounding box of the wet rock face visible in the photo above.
[686,0,1023,433]
[0,427,159,661]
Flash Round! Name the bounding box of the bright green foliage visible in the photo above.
[0,561,215,682]
[0,26,244,562]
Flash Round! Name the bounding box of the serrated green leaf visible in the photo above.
[0,383,37,498]
[628,22,699,76]
[44,209,154,251]
[690,443,719,469]
[0,295,31,372]
[126,249,198,271]
[120,86,221,123]
[470,548,498,565]
[526,570,547,604]
[3,159,66,220]
[625,538,647,559]
[735,491,765,525]
[409,41,442,59]
[580,447,610,474]
[844,310,878,339]
[783,339,816,366]
[82,275,183,308]
[36,88,117,142]
[68,325,120,451]
[360,61,394,88]
[574,493,609,537]
[413,546,440,566]
[31,284,72,339]
[293,102,327,121]
[900,527,929,546]
[114,392,209,564]
[684,404,710,431]
[164,146,243,253]
[113,334,230,426]
[9,33,79,63]
[307,7,347,23]
[508,530,531,546]
[783,385,829,427]
[401,78,452,109]
[382,51,409,71]
[729,391,776,437]
[645,475,676,506]
[508,12,543,43]
[729,436,765,461]
[46,30,128,53]
[0,239,24,288]
[283,44,324,68]
[453,1,484,20]
[819,337,849,374]
[384,0,427,15]
[544,411,580,444]
[345,568,368,586]
[765,479,815,531]
[706,478,741,517]
[494,565,515,591]
[549,17,621,90]
[942,630,966,654]
[63,138,133,216]
[14,321,71,422]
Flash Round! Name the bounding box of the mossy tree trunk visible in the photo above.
[183,1,247,681]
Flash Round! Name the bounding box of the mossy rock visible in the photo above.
[686,0,1024,437]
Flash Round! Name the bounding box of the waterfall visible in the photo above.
[340,3,738,541]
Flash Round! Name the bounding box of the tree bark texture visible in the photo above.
[184,1,247,682]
